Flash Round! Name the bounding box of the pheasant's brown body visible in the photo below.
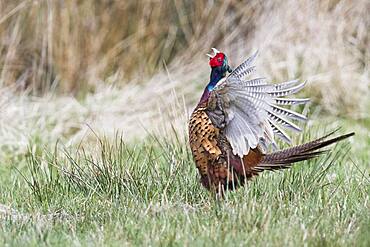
[189,102,262,193]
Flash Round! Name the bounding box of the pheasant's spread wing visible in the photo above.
[207,52,309,157]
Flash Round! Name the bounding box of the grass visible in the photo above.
[0,0,257,93]
[0,120,369,246]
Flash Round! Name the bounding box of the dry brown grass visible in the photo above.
[0,0,368,109]
[0,0,368,157]
[0,0,260,93]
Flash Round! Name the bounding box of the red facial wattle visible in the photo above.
[209,53,225,67]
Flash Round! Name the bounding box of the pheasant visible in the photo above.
[188,48,354,195]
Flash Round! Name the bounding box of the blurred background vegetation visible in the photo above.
[0,0,369,152]
[0,1,367,98]
[1,0,257,93]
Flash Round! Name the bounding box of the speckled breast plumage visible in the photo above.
[188,103,243,192]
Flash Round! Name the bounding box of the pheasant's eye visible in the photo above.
[218,58,222,62]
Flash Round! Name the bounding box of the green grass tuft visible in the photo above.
[0,127,368,246]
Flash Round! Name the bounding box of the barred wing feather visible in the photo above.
[208,52,309,157]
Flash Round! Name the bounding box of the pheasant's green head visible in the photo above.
[207,48,232,76]
[206,48,232,91]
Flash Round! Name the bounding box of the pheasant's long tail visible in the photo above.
[252,131,355,172]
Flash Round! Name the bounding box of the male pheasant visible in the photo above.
[188,48,354,195]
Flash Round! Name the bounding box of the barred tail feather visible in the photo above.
[252,131,354,172]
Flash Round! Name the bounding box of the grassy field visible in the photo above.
[0,0,369,246]
[0,117,369,246]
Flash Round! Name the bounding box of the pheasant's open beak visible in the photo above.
[206,48,221,58]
